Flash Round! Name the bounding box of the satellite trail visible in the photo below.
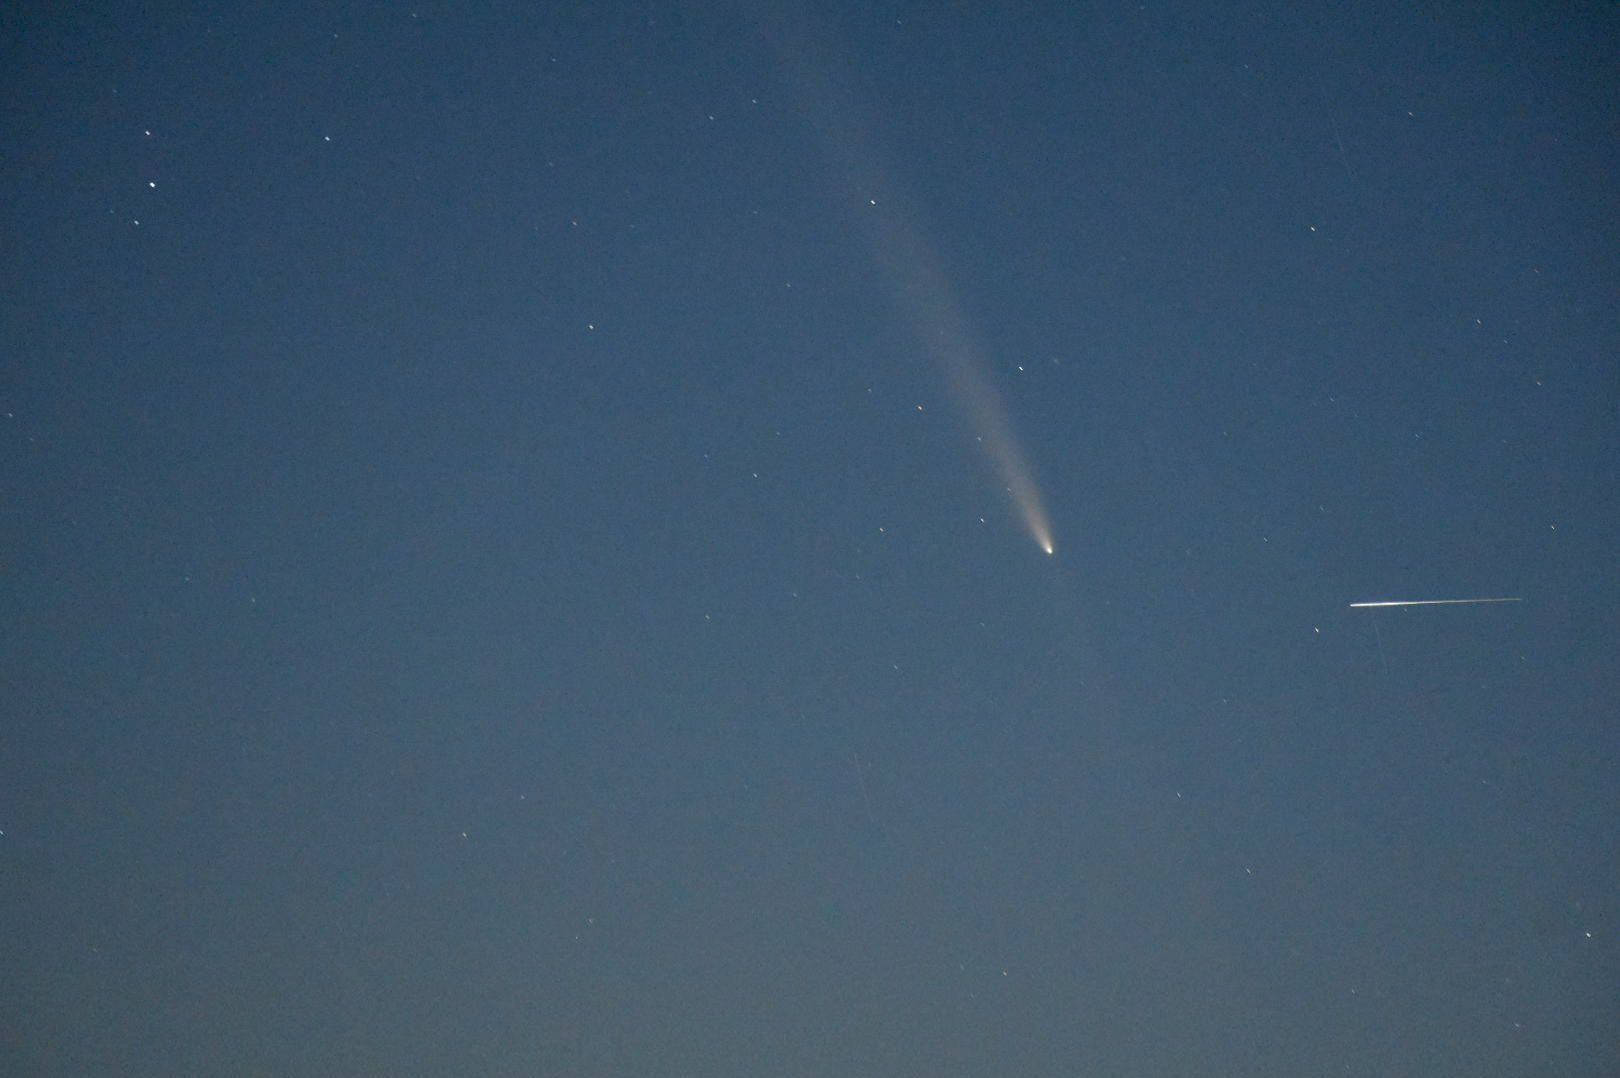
[1349,598,1522,609]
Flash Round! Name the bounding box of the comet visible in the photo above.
[847,168,1056,558]
[765,13,1056,557]
[1348,597,1521,608]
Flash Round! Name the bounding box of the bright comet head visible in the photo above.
[1030,519,1054,556]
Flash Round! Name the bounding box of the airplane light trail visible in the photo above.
[1348,597,1521,608]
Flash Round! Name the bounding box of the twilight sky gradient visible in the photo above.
[3,4,1617,1075]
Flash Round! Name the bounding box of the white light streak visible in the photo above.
[1348,597,1521,608]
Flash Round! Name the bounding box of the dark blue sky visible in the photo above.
[3,3,1617,1074]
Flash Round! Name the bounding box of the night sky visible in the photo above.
[4,4,1618,1075]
